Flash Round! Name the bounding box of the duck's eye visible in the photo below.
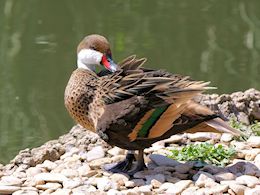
[90,46,97,50]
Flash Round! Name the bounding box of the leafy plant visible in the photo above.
[168,143,236,167]
[229,117,260,138]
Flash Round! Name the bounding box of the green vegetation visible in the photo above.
[168,143,236,167]
[229,117,260,137]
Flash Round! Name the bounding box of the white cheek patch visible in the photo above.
[77,49,103,65]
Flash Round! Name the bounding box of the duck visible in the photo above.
[64,34,243,175]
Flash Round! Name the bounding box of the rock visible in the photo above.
[50,188,71,195]
[215,172,236,182]
[247,136,260,148]
[187,132,221,142]
[107,189,121,195]
[221,133,234,142]
[86,146,105,161]
[62,179,81,189]
[242,149,260,161]
[125,179,145,187]
[110,173,129,186]
[181,186,199,195]
[227,161,246,175]
[245,188,260,195]
[236,175,260,187]
[83,170,98,178]
[137,185,152,195]
[175,163,192,174]
[165,175,181,183]
[172,172,189,180]
[163,134,184,144]
[96,178,115,191]
[149,154,180,167]
[0,176,23,186]
[159,182,175,191]
[133,170,156,179]
[229,184,248,195]
[145,174,165,184]
[0,185,21,194]
[194,172,215,187]
[36,182,62,190]
[107,147,125,156]
[38,160,57,171]
[88,157,112,169]
[244,162,259,176]
[201,164,225,174]
[231,141,251,150]
[254,154,260,168]
[34,173,68,183]
[13,190,39,195]
[153,166,175,173]
[72,185,97,194]
[77,164,91,177]
[60,169,78,178]
[165,180,193,194]
[208,184,228,194]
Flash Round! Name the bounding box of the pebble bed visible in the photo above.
[1,125,260,195]
[0,89,259,195]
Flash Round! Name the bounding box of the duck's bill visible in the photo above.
[101,55,119,72]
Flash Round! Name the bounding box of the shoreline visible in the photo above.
[0,89,259,194]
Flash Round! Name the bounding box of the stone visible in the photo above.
[194,172,215,187]
[208,184,228,194]
[137,185,152,195]
[96,178,115,191]
[125,179,145,187]
[175,163,192,174]
[62,179,81,189]
[133,170,156,179]
[34,173,68,183]
[245,188,260,195]
[149,154,180,167]
[107,189,121,195]
[0,185,21,194]
[244,162,259,176]
[72,185,97,194]
[38,160,57,171]
[26,167,45,178]
[227,161,246,174]
[0,176,23,186]
[163,134,183,143]
[254,154,260,168]
[159,182,175,191]
[242,149,260,161]
[107,147,125,156]
[229,184,248,195]
[215,172,236,182]
[88,157,112,169]
[36,182,62,190]
[13,190,39,195]
[83,170,98,178]
[145,174,165,184]
[153,166,175,173]
[187,132,221,142]
[50,188,71,195]
[236,175,260,187]
[247,136,260,148]
[86,146,105,161]
[221,133,234,142]
[231,141,251,150]
[110,173,129,186]
[77,164,91,177]
[171,172,189,180]
[201,164,225,174]
[181,186,199,195]
[165,180,193,194]
[60,169,78,178]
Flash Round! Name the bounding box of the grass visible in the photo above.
[168,143,236,167]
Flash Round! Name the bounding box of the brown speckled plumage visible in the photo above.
[64,35,243,174]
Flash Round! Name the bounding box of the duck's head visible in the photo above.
[77,34,119,72]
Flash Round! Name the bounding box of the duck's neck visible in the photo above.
[77,60,96,72]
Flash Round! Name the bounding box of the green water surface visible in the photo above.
[0,0,260,163]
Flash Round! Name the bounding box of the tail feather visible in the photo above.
[205,118,244,136]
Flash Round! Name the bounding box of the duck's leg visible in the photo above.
[127,149,146,176]
[107,150,135,173]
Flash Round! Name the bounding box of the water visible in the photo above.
[0,0,260,163]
